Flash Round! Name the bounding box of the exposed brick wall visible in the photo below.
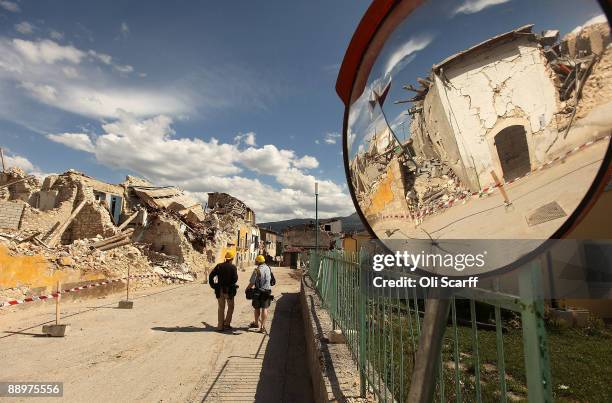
[141,215,191,261]
[0,201,25,229]
[62,202,117,243]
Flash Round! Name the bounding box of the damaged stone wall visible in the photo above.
[0,167,40,205]
[62,186,117,243]
[411,81,475,191]
[140,214,192,262]
[19,174,80,238]
[362,157,410,221]
[282,224,333,250]
[432,35,559,188]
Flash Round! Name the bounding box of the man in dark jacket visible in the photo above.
[209,250,238,331]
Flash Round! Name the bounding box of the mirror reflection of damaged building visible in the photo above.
[352,23,612,239]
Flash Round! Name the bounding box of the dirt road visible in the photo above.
[0,267,313,402]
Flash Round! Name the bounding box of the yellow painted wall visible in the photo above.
[364,164,395,216]
[0,246,101,291]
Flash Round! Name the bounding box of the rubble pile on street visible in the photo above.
[407,157,468,217]
[0,168,256,302]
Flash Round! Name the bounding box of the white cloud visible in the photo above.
[88,49,133,74]
[120,22,130,37]
[61,66,79,78]
[571,14,607,34]
[88,50,112,65]
[15,22,35,35]
[234,131,257,146]
[46,133,95,152]
[19,81,57,103]
[323,132,341,144]
[0,37,189,119]
[4,153,34,172]
[2,151,50,178]
[49,30,64,40]
[452,0,511,16]
[46,114,352,221]
[384,35,434,77]
[0,0,19,12]
[241,145,294,174]
[294,155,318,169]
[12,39,85,64]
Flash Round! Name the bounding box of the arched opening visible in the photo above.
[494,125,531,181]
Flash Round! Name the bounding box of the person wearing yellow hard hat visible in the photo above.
[246,254,275,333]
[209,250,238,331]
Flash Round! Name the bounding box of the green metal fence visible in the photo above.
[306,250,553,403]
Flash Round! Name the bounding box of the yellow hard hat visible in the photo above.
[255,255,266,264]
[225,250,235,260]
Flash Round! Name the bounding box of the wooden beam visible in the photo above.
[117,210,139,231]
[46,199,88,247]
[18,231,41,244]
[97,238,132,252]
[92,228,134,249]
[0,177,29,189]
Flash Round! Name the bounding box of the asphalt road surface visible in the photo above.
[0,267,313,402]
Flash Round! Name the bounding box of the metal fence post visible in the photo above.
[519,259,553,403]
[358,249,367,397]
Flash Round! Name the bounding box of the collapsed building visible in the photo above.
[281,219,342,268]
[0,167,258,301]
[353,23,612,223]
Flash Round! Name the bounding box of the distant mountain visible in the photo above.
[259,212,365,233]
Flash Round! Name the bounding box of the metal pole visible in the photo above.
[407,289,451,403]
[55,281,61,325]
[315,182,319,254]
[126,265,131,301]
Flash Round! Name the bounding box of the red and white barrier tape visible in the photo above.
[0,274,159,309]
[377,134,610,222]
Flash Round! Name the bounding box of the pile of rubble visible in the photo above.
[407,157,468,217]
[0,167,255,302]
[547,23,611,130]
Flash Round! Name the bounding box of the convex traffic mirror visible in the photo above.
[338,0,612,275]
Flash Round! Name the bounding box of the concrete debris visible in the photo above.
[0,168,259,302]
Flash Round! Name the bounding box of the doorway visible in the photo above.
[494,125,531,182]
[110,195,123,225]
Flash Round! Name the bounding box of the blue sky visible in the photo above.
[348,0,607,157]
[0,0,370,221]
[0,0,606,222]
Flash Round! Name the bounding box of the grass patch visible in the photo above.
[362,303,612,402]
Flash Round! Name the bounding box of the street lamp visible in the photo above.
[315,181,319,255]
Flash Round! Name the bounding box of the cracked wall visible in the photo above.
[362,157,410,221]
[433,36,558,187]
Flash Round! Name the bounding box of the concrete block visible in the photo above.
[118,300,134,309]
[42,324,70,337]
